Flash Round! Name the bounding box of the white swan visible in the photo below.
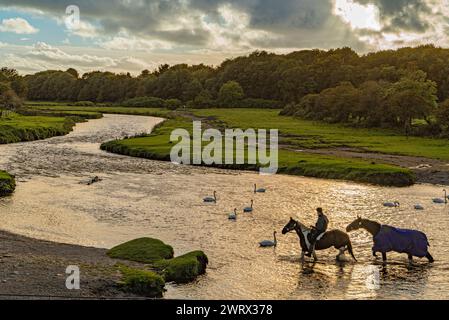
[254,184,266,194]
[243,200,254,213]
[228,208,237,220]
[433,189,448,204]
[203,191,217,203]
[260,231,277,248]
[384,201,400,207]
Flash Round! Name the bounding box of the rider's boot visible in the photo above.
[306,242,316,257]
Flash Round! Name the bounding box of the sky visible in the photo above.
[0,0,448,75]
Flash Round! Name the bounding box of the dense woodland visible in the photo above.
[3,45,449,135]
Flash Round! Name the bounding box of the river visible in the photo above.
[1,114,449,300]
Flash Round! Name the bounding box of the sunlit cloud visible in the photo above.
[334,0,382,31]
[0,17,39,34]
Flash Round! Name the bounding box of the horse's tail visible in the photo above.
[347,240,357,262]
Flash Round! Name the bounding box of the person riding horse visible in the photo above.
[306,208,329,257]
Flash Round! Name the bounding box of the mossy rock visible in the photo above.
[119,266,165,298]
[0,171,15,197]
[155,251,209,284]
[107,238,174,263]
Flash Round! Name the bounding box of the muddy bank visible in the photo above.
[0,230,138,299]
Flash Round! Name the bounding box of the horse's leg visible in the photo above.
[426,253,434,263]
[300,251,305,262]
[382,252,387,263]
[408,254,414,264]
[313,251,318,262]
[372,250,378,258]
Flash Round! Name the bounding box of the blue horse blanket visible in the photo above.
[373,225,429,257]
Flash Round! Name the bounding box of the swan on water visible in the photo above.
[254,184,266,194]
[260,231,277,248]
[433,189,448,204]
[204,191,217,203]
[228,208,237,220]
[383,201,400,207]
[244,200,254,213]
[414,204,425,210]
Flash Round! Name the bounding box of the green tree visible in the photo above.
[385,72,438,132]
[218,81,244,107]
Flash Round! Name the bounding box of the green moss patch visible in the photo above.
[107,238,174,263]
[118,265,165,298]
[0,171,16,196]
[154,251,209,284]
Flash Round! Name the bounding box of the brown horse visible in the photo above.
[282,217,357,262]
[346,217,434,263]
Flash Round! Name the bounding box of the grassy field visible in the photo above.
[0,170,15,196]
[0,112,76,144]
[101,117,414,186]
[192,109,449,160]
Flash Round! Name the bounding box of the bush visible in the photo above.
[154,251,209,283]
[107,238,174,263]
[119,266,165,297]
[70,101,95,107]
[165,99,182,110]
[122,96,166,108]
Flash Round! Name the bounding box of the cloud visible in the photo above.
[0,42,155,75]
[354,0,431,32]
[0,0,364,51]
[0,17,39,34]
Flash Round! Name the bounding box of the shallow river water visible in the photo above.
[1,114,449,300]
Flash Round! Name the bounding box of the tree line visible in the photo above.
[2,45,449,134]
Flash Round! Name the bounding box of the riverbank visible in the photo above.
[0,171,15,196]
[0,113,76,144]
[0,230,131,299]
[101,116,415,187]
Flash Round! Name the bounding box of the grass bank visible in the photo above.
[101,116,415,187]
[0,113,76,144]
[0,170,15,196]
[193,109,449,161]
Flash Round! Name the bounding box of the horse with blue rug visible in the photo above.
[346,217,434,263]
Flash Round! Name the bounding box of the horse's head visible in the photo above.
[346,216,363,232]
[282,217,298,235]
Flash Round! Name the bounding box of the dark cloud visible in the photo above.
[354,0,431,32]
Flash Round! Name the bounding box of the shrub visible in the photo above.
[165,99,182,110]
[70,101,95,107]
[107,238,174,263]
